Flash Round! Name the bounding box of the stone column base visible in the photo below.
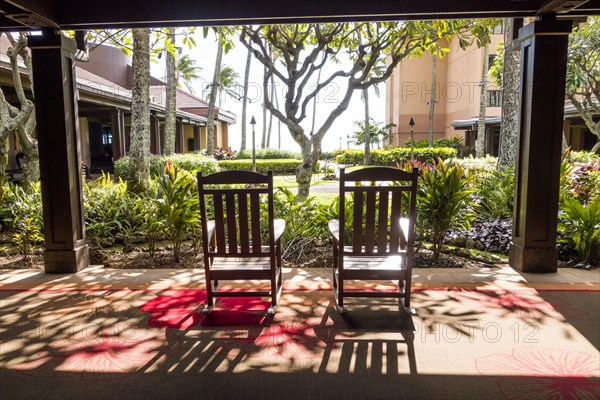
[509,243,557,273]
[43,245,89,273]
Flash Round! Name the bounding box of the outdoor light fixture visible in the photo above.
[250,116,257,172]
[409,117,415,162]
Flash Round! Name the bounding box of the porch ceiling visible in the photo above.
[1,0,600,31]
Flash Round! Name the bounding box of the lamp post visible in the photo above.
[346,134,350,149]
[250,116,257,172]
[409,117,415,163]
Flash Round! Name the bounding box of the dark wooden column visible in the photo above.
[175,120,184,153]
[150,113,161,155]
[29,31,88,273]
[509,15,571,273]
[111,108,126,160]
[193,125,201,151]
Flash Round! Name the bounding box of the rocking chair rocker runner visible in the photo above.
[198,170,286,315]
[328,166,419,314]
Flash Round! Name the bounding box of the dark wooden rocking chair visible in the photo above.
[197,170,285,315]
[328,166,419,314]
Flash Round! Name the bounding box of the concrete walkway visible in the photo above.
[1,265,598,291]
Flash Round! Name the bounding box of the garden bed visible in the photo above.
[1,242,509,270]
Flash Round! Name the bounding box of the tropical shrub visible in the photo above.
[447,155,498,187]
[405,135,464,152]
[417,159,475,259]
[7,182,44,263]
[236,148,302,160]
[219,159,302,174]
[560,152,600,204]
[115,154,219,183]
[319,151,335,161]
[153,161,201,262]
[558,196,600,265]
[475,168,515,219]
[83,174,142,246]
[335,147,457,166]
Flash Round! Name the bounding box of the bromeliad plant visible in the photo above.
[154,161,200,262]
[417,159,475,260]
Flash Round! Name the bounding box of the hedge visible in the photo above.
[236,148,302,160]
[335,147,457,166]
[114,154,220,182]
[218,159,302,174]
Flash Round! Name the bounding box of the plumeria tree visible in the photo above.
[0,32,37,197]
[566,17,600,152]
[240,21,496,198]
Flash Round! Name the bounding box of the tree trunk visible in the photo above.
[261,62,268,149]
[363,88,371,165]
[428,55,437,147]
[206,41,223,156]
[164,29,177,156]
[0,33,38,189]
[476,45,489,158]
[497,42,521,169]
[568,94,600,153]
[0,140,8,202]
[129,28,151,192]
[266,73,274,148]
[240,48,251,151]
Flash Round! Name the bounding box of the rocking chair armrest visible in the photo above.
[206,220,216,242]
[399,217,411,244]
[328,219,340,245]
[274,219,286,242]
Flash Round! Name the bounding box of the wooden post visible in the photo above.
[150,113,161,155]
[193,125,201,151]
[29,30,88,273]
[175,120,184,153]
[111,108,126,160]
[509,15,572,273]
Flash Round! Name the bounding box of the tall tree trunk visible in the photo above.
[497,38,521,169]
[206,41,223,156]
[363,88,371,165]
[476,45,489,158]
[164,28,177,156]
[273,81,281,149]
[240,47,251,151]
[129,28,151,192]
[261,62,267,149]
[266,73,275,148]
[428,55,437,147]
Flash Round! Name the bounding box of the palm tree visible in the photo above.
[240,48,252,150]
[476,44,489,157]
[361,61,385,165]
[428,54,437,147]
[129,28,151,192]
[164,28,177,156]
[209,65,240,107]
[176,55,202,94]
[206,41,223,156]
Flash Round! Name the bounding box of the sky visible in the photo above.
[150,30,386,153]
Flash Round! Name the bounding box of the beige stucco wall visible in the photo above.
[183,124,194,152]
[386,33,503,146]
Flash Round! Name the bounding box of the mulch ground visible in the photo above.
[1,243,506,270]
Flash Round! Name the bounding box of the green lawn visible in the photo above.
[273,174,332,188]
